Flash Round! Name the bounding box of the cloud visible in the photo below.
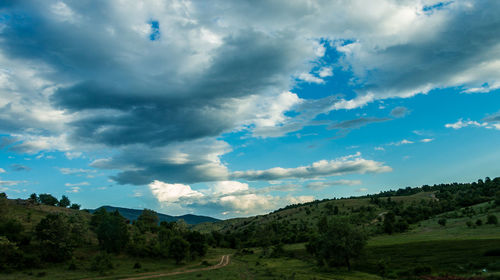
[149,181,203,203]
[2,0,500,190]
[390,106,410,118]
[420,138,434,143]
[10,164,30,172]
[445,119,490,130]
[64,182,89,187]
[149,180,313,216]
[59,168,96,175]
[356,187,368,192]
[66,186,80,193]
[231,152,391,181]
[328,117,391,137]
[0,168,5,173]
[306,179,362,190]
[0,180,26,186]
[388,139,414,146]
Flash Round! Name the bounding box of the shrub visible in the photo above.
[90,253,113,273]
[487,215,498,225]
[35,213,74,262]
[476,219,483,226]
[438,218,447,226]
[133,262,142,269]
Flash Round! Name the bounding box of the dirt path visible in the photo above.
[119,255,231,280]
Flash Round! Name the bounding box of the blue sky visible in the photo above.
[1,0,500,218]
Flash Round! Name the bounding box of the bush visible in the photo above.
[90,253,113,273]
[487,215,498,225]
[133,262,142,269]
[484,248,500,256]
[413,265,432,275]
[476,219,483,226]
[438,218,447,226]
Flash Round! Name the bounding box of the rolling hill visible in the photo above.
[90,205,220,225]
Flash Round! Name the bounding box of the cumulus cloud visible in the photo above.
[231,153,391,181]
[388,139,414,146]
[149,180,313,216]
[66,186,81,193]
[0,168,5,173]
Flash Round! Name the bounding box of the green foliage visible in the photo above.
[307,217,367,270]
[487,214,498,225]
[70,203,81,210]
[35,213,73,262]
[0,236,22,270]
[38,193,58,206]
[438,218,447,226]
[57,195,71,208]
[0,218,25,243]
[169,236,190,264]
[90,252,113,273]
[0,192,6,199]
[136,208,159,233]
[96,211,129,253]
[29,193,38,203]
[185,230,208,258]
[476,219,483,226]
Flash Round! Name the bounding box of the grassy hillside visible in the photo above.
[193,191,437,234]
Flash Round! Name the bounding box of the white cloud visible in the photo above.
[149,180,313,217]
[231,153,391,181]
[306,179,362,190]
[0,168,5,173]
[149,180,203,203]
[318,67,333,78]
[66,186,80,193]
[420,138,434,143]
[0,180,26,186]
[374,146,385,151]
[388,139,414,146]
[59,168,96,175]
[297,72,324,84]
[356,187,369,192]
[64,182,90,187]
[445,118,490,130]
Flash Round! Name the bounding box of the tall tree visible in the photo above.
[307,217,367,270]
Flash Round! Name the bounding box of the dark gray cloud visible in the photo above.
[10,164,30,172]
[390,106,410,118]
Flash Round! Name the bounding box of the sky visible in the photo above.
[1,0,500,219]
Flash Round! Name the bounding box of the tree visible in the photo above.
[185,231,207,258]
[0,219,25,243]
[476,219,483,226]
[38,193,58,206]
[307,217,367,270]
[136,209,159,233]
[438,218,447,226]
[383,212,396,234]
[69,203,81,210]
[58,195,71,208]
[35,213,73,262]
[169,237,189,264]
[0,192,7,199]
[97,212,129,253]
[29,193,38,203]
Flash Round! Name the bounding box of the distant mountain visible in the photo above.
[90,205,220,225]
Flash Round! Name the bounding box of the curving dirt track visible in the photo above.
[119,255,231,280]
